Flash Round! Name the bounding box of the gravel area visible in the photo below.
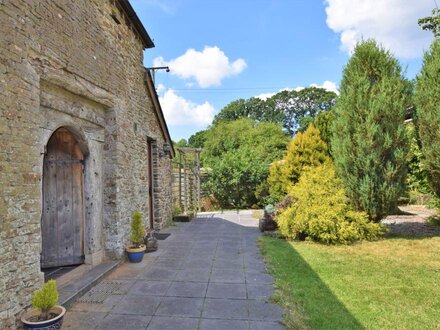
[381,205,440,237]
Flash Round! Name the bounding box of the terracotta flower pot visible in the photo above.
[21,305,66,330]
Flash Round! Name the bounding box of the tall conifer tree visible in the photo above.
[332,40,410,221]
[414,39,440,197]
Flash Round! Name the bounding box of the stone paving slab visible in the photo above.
[59,262,120,307]
[166,281,208,298]
[63,212,285,329]
[147,316,199,330]
[202,298,249,320]
[63,311,107,329]
[200,318,250,330]
[128,280,171,296]
[95,314,152,330]
[206,283,247,299]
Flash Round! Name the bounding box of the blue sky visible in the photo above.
[130,0,435,141]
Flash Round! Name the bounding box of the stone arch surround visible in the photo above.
[39,81,107,266]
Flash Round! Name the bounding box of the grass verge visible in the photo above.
[259,236,440,330]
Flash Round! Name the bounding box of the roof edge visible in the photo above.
[117,0,154,49]
[144,69,175,158]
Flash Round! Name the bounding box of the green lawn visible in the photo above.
[259,236,440,330]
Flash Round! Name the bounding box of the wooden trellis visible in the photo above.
[173,147,202,214]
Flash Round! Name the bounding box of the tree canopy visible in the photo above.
[202,118,289,208]
[187,129,208,148]
[211,87,337,136]
[418,8,440,38]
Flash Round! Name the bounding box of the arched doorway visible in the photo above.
[41,127,85,268]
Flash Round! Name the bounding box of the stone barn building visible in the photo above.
[0,0,174,327]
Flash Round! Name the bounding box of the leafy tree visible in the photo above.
[256,96,286,124]
[277,163,385,244]
[174,139,188,148]
[212,98,274,125]
[203,118,288,163]
[332,40,410,222]
[418,8,440,38]
[282,87,337,135]
[414,39,440,197]
[204,148,267,208]
[267,124,331,201]
[187,129,208,148]
[203,118,289,208]
[211,87,336,136]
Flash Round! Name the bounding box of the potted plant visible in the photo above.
[21,279,66,329]
[172,204,198,222]
[259,204,277,232]
[171,205,188,222]
[126,210,146,262]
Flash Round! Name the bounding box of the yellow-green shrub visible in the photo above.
[267,160,288,202]
[130,211,144,247]
[267,124,330,202]
[277,163,385,244]
[31,280,59,320]
[283,124,330,184]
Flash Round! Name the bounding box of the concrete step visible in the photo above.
[57,261,120,308]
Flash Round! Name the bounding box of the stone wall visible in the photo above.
[0,0,173,327]
[153,142,174,229]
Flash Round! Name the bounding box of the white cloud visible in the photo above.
[310,80,339,94]
[255,81,339,100]
[159,89,215,127]
[325,0,434,58]
[255,92,278,101]
[156,83,166,94]
[153,46,247,88]
[255,88,293,101]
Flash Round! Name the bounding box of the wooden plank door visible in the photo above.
[41,128,85,268]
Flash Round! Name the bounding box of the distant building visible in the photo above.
[0,1,173,327]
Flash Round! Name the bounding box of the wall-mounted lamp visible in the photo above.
[163,143,171,153]
[145,66,170,85]
[159,142,171,158]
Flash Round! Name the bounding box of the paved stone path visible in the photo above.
[63,211,284,329]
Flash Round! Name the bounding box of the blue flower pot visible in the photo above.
[21,305,66,329]
[126,244,146,263]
